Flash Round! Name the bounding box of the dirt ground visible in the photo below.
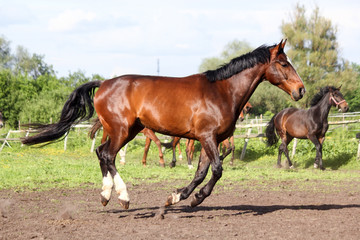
[1,179,360,240]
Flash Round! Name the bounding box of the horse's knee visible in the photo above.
[212,163,223,179]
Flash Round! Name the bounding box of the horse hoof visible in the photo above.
[100,195,109,206]
[169,162,176,168]
[165,192,181,207]
[159,163,165,168]
[276,164,282,168]
[120,161,126,165]
[119,199,130,209]
[165,195,174,207]
[188,164,194,169]
[190,196,201,208]
[314,163,319,169]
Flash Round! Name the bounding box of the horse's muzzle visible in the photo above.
[292,87,305,101]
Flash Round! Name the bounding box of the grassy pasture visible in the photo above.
[1,123,359,193]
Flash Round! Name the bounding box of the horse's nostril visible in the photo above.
[299,87,305,96]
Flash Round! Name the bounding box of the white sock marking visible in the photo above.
[101,171,113,200]
[114,172,129,202]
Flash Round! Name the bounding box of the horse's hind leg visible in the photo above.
[186,139,194,169]
[97,123,143,208]
[277,133,293,168]
[96,142,113,206]
[230,136,235,165]
[142,137,152,166]
[143,129,165,167]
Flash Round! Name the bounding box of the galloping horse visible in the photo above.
[22,40,305,209]
[265,86,348,170]
[0,111,4,128]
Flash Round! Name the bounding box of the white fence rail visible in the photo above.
[1,112,360,160]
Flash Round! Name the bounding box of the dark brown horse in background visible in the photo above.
[266,86,348,170]
[22,40,305,209]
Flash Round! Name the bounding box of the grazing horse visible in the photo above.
[265,86,348,170]
[0,111,4,128]
[22,40,305,209]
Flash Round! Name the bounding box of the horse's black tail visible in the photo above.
[89,117,102,139]
[22,81,102,145]
[265,114,279,146]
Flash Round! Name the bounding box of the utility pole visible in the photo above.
[157,58,160,76]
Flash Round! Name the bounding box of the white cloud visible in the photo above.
[48,9,96,32]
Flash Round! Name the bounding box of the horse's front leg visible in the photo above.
[190,138,222,207]
[165,148,210,206]
[308,135,324,170]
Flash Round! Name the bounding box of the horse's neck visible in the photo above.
[227,65,264,116]
[312,93,332,121]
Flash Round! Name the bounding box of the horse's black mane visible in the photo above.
[204,44,277,82]
[310,86,338,107]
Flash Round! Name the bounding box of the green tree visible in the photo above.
[281,4,358,107]
[198,40,252,72]
[0,36,13,70]
[13,46,55,79]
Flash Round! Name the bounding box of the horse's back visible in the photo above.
[275,107,309,138]
[94,74,213,138]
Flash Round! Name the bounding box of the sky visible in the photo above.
[1,0,359,78]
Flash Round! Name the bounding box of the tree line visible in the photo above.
[1,4,359,128]
[0,37,104,127]
[199,4,360,116]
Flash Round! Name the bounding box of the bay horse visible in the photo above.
[265,86,348,170]
[0,111,4,128]
[22,40,305,209]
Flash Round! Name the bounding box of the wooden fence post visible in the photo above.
[64,132,68,151]
[0,130,12,151]
[240,120,253,160]
[90,131,97,153]
[291,138,298,158]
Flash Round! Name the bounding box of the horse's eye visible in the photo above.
[281,62,288,67]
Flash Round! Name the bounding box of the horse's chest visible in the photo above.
[315,122,328,136]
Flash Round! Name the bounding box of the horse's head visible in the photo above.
[265,39,305,101]
[329,86,349,112]
[239,102,253,121]
[244,102,252,113]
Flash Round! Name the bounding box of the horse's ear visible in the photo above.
[270,39,286,59]
[338,84,342,90]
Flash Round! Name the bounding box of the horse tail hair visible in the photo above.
[89,117,102,139]
[265,114,279,146]
[161,139,174,149]
[22,81,102,145]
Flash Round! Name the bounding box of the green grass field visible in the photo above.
[1,125,359,192]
